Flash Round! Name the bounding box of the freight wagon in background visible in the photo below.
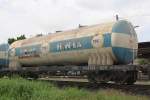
[0,44,9,68]
[136,42,150,80]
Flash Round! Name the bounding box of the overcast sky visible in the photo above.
[0,0,150,43]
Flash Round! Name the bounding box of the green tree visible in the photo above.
[138,59,149,65]
[17,35,26,40]
[8,38,16,45]
[8,35,26,45]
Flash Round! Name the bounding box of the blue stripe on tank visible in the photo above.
[103,33,111,47]
[112,20,131,34]
[15,44,41,56]
[50,36,93,52]
[112,47,135,64]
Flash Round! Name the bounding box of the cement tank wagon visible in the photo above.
[9,20,138,68]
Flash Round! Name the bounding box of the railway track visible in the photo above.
[38,78,150,97]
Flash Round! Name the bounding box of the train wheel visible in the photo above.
[126,79,135,85]
[87,71,97,83]
[114,71,126,84]
[96,71,110,83]
[148,68,150,80]
[126,71,137,85]
[114,71,137,85]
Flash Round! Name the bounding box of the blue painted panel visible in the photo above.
[15,48,20,56]
[112,20,131,35]
[50,36,93,52]
[15,44,41,56]
[0,59,9,66]
[103,33,111,47]
[112,47,135,64]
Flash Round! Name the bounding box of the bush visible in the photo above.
[0,78,149,100]
[138,59,149,65]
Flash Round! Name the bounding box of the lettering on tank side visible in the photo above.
[49,36,94,52]
[15,44,41,59]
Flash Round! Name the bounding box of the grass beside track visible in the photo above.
[0,77,149,100]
